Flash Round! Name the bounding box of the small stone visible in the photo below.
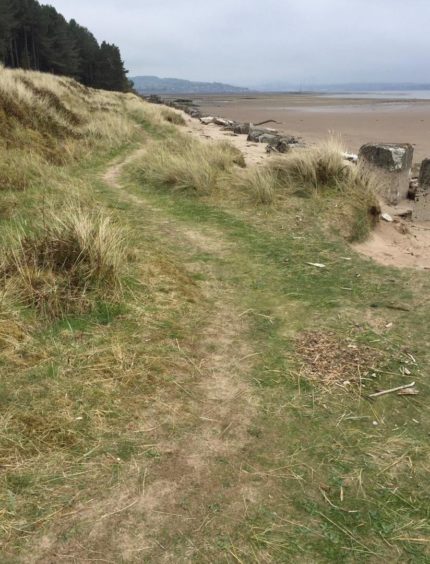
[381,213,394,222]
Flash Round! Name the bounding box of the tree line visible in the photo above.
[0,0,132,91]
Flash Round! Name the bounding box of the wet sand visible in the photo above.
[188,93,430,163]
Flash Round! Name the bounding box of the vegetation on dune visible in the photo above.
[137,132,380,242]
[1,207,127,317]
[0,65,154,191]
[235,138,382,241]
[160,107,187,126]
[137,134,246,194]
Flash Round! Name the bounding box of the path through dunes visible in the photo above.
[29,141,430,562]
[1,68,429,562]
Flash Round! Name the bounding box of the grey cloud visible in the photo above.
[47,0,430,86]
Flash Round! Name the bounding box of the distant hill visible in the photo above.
[131,76,249,94]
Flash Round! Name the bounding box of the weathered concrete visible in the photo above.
[200,116,216,125]
[214,117,234,127]
[233,122,251,135]
[358,143,414,204]
[266,136,302,154]
[247,126,278,143]
[413,158,430,221]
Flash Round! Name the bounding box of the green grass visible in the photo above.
[118,158,430,562]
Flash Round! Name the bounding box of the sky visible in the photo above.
[47,0,429,87]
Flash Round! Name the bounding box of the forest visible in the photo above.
[0,0,131,91]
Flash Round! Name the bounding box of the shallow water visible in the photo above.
[320,90,430,100]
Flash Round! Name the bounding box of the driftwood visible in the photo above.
[254,119,281,126]
[369,382,416,398]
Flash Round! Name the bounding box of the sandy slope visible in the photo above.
[181,111,430,271]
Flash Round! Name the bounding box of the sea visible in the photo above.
[320,91,430,100]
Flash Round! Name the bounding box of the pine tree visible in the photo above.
[0,0,131,91]
[94,41,131,92]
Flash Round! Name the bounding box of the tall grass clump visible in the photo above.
[235,166,278,204]
[138,135,245,194]
[335,164,382,241]
[233,137,381,240]
[161,107,186,126]
[0,207,127,318]
[268,137,350,194]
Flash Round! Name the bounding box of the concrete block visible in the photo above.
[413,158,430,221]
[358,143,414,204]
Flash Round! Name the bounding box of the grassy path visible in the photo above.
[95,146,430,562]
[6,140,428,563]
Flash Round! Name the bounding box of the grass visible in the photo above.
[136,134,245,194]
[233,137,382,241]
[1,207,127,318]
[123,168,430,562]
[1,66,429,562]
[160,107,187,126]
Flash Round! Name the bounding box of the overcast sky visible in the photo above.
[47,0,429,87]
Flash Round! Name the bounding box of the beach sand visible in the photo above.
[178,106,430,271]
[188,93,430,163]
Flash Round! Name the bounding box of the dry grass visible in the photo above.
[0,150,45,191]
[0,66,158,170]
[234,166,278,204]
[161,107,186,126]
[138,135,245,194]
[231,137,381,241]
[268,137,351,193]
[296,330,383,387]
[1,207,127,318]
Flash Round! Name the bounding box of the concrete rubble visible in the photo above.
[358,143,414,204]
[413,158,430,221]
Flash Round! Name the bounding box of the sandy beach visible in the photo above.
[177,105,430,271]
[186,93,430,163]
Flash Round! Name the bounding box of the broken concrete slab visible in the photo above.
[214,117,234,127]
[358,143,414,204]
[247,126,278,143]
[233,122,251,135]
[200,116,216,125]
[413,158,430,221]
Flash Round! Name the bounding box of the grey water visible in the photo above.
[320,91,430,100]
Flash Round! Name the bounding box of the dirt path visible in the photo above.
[62,147,260,561]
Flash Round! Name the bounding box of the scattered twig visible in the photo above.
[369,382,416,398]
[97,500,138,521]
[254,119,281,126]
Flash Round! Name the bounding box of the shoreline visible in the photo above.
[165,92,430,162]
[154,98,430,271]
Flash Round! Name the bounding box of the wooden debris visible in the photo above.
[369,382,416,398]
[397,387,419,396]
